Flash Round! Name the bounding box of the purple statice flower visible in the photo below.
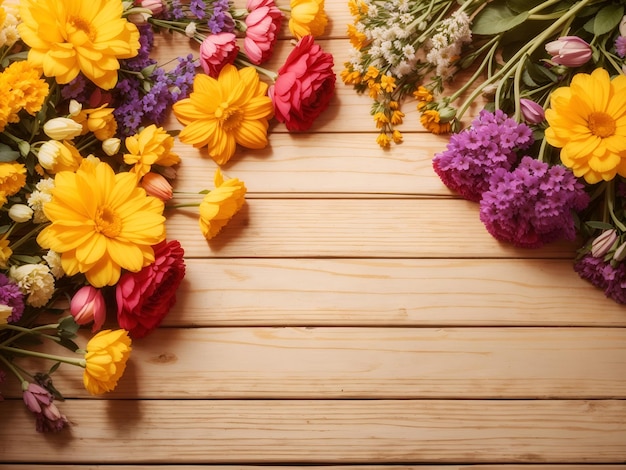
[0,274,25,323]
[208,0,235,34]
[60,75,88,101]
[574,254,626,304]
[170,0,185,19]
[432,109,534,202]
[479,156,589,248]
[616,36,626,58]
[190,0,207,19]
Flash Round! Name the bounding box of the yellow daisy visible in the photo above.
[545,68,626,184]
[172,64,273,166]
[198,168,247,240]
[18,0,140,89]
[124,124,180,178]
[36,159,166,287]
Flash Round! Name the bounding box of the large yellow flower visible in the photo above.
[36,158,166,288]
[18,0,140,90]
[545,68,626,184]
[172,64,274,166]
[199,168,247,240]
[289,0,328,39]
[83,329,132,395]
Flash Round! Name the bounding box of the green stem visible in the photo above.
[235,57,278,81]
[0,353,27,386]
[455,0,594,122]
[8,223,47,252]
[606,181,626,232]
[0,323,62,347]
[0,345,86,368]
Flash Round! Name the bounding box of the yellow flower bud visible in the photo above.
[43,117,83,140]
[102,138,121,156]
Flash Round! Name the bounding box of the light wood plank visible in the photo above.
[4,327,626,399]
[3,466,625,470]
[165,258,626,327]
[165,198,579,259]
[1,400,624,463]
[170,132,453,196]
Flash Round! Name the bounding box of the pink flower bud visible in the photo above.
[70,285,106,332]
[141,172,174,201]
[545,36,592,67]
[141,0,165,16]
[519,98,545,124]
[591,229,618,258]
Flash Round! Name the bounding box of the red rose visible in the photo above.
[115,240,186,338]
[269,35,335,131]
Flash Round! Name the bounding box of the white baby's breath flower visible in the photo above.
[27,178,55,223]
[9,264,55,307]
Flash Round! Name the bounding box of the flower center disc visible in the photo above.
[215,102,243,131]
[69,16,96,43]
[588,111,616,138]
[95,206,122,238]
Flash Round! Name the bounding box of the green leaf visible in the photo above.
[58,315,79,339]
[0,143,20,162]
[586,4,624,35]
[585,221,616,230]
[506,0,543,13]
[472,0,530,35]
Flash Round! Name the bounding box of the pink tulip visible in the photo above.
[519,98,545,124]
[70,285,106,332]
[141,172,174,201]
[545,36,592,67]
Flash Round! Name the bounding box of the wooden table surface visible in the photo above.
[1,1,626,467]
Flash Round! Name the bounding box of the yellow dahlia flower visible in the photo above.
[124,124,180,178]
[36,159,166,287]
[289,0,328,39]
[199,168,247,240]
[18,0,140,90]
[545,68,626,184]
[73,105,118,141]
[83,329,132,395]
[0,60,49,131]
[172,64,273,166]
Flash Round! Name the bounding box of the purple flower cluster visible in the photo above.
[479,156,589,248]
[0,273,24,323]
[574,254,626,304]
[208,0,236,34]
[432,109,534,202]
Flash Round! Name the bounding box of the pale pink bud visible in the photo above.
[141,0,165,16]
[70,285,106,332]
[591,229,618,258]
[141,172,173,201]
[620,15,626,37]
[519,98,545,124]
[545,36,592,67]
[199,32,239,78]
[23,383,52,414]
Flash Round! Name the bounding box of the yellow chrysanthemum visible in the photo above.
[83,329,132,395]
[124,124,180,178]
[17,0,140,89]
[0,60,49,131]
[199,168,247,240]
[545,68,626,184]
[420,109,451,135]
[36,158,166,287]
[0,162,27,204]
[172,64,273,166]
[289,0,328,39]
[0,234,12,269]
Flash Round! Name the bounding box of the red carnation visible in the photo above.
[116,240,186,338]
[269,35,335,131]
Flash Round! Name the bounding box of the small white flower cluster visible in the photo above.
[425,11,472,79]
[27,178,55,224]
[9,263,55,307]
[0,0,21,49]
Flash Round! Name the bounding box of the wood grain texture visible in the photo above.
[4,467,626,470]
[1,400,625,464]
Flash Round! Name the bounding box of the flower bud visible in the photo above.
[519,98,545,124]
[8,203,33,223]
[37,140,63,170]
[436,105,457,123]
[185,22,197,37]
[102,137,121,156]
[141,172,173,201]
[620,15,626,37]
[613,241,626,262]
[69,99,82,116]
[70,285,106,332]
[545,36,592,67]
[591,229,618,258]
[142,0,165,16]
[43,117,83,140]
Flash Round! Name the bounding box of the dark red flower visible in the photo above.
[116,240,186,338]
